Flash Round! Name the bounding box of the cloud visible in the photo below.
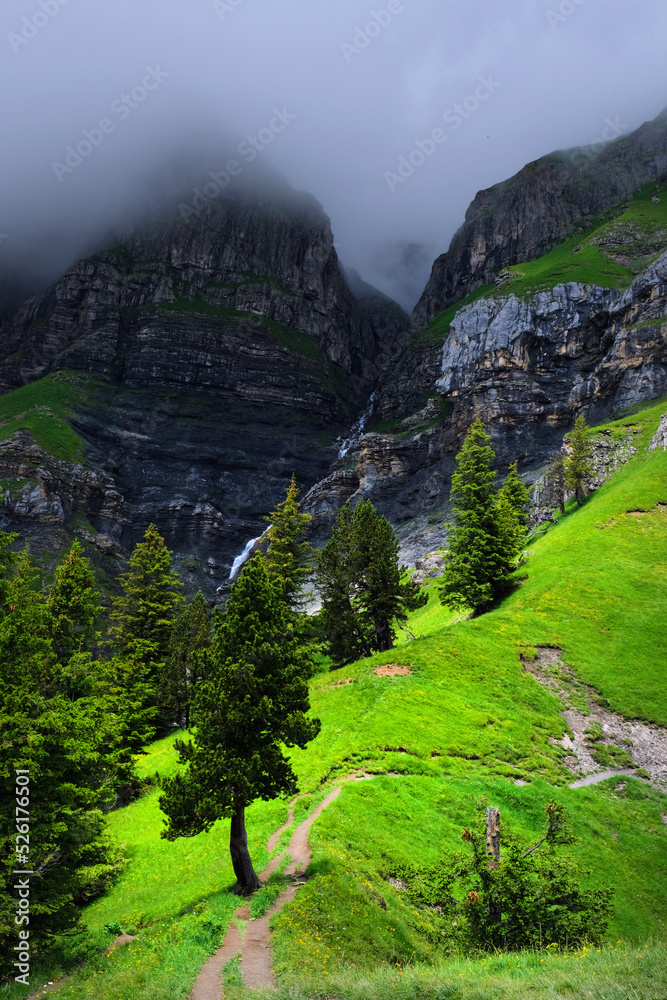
[0,0,666,310]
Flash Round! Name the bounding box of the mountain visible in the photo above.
[304,175,667,560]
[0,181,407,594]
[412,107,667,328]
[1,110,667,583]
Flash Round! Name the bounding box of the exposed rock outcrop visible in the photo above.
[413,107,667,327]
[0,183,407,593]
[307,251,667,558]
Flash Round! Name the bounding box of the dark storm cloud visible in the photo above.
[1,0,666,310]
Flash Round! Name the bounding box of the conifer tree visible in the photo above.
[439,419,515,615]
[0,544,124,958]
[317,500,426,666]
[107,525,183,739]
[45,540,100,665]
[565,415,593,505]
[316,501,371,666]
[159,556,320,893]
[0,531,18,608]
[499,462,530,530]
[543,454,566,515]
[160,590,211,728]
[108,524,183,668]
[264,476,313,611]
[496,462,530,560]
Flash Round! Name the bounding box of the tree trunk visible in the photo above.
[486,807,500,869]
[230,804,261,894]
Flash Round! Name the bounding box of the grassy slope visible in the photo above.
[6,401,667,1000]
[0,372,96,463]
[418,180,667,340]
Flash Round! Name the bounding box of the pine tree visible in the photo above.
[499,462,530,530]
[264,477,313,611]
[0,531,18,608]
[161,590,211,728]
[0,546,124,958]
[317,501,371,666]
[107,525,183,738]
[108,524,183,667]
[159,556,320,893]
[316,500,426,666]
[543,455,566,515]
[565,415,593,505]
[496,462,530,560]
[439,419,515,615]
[45,540,100,665]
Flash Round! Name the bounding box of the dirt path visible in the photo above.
[569,768,638,788]
[523,647,667,789]
[191,786,343,998]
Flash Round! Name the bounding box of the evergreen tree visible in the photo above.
[264,477,313,611]
[0,531,18,608]
[439,419,515,615]
[317,502,371,666]
[159,556,320,893]
[317,500,426,667]
[108,525,183,738]
[543,454,566,515]
[496,463,530,561]
[0,545,124,959]
[565,415,593,505]
[108,524,183,667]
[160,590,211,728]
[45,540,100,665]
[499,462,530,530]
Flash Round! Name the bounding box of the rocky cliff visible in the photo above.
[304,247,667,561]
[412,107,667,328]
[0,182,407,594]
[2,123,667,588]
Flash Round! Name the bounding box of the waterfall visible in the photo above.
[228,525,272,580]
[338,391,376,459]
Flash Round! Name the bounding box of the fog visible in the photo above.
[1,0,666,311]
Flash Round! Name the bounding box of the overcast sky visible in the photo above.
[1,0,666,309]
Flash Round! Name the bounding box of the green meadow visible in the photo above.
[4,399,667,1000]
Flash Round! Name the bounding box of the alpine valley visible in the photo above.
[1,108,667,592]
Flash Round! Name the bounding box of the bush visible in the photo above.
[395,802,614,952]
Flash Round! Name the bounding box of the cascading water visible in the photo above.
[228,525,272,580]
[338,391,376,459]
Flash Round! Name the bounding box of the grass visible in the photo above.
[6,399,667,999]
[411,285,495,347]
[227,939,667,1000]
[496,180,667,299]
[268,775,667,981]
[416,180,667,344]
[0,371,97,462]
[158,298,325,362]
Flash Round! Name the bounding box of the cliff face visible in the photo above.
[412,108,667,328]
[2,125,667,586]
[304,250,667,561]
[0,185,407,594]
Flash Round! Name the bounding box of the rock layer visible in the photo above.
[0,184,407,593]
